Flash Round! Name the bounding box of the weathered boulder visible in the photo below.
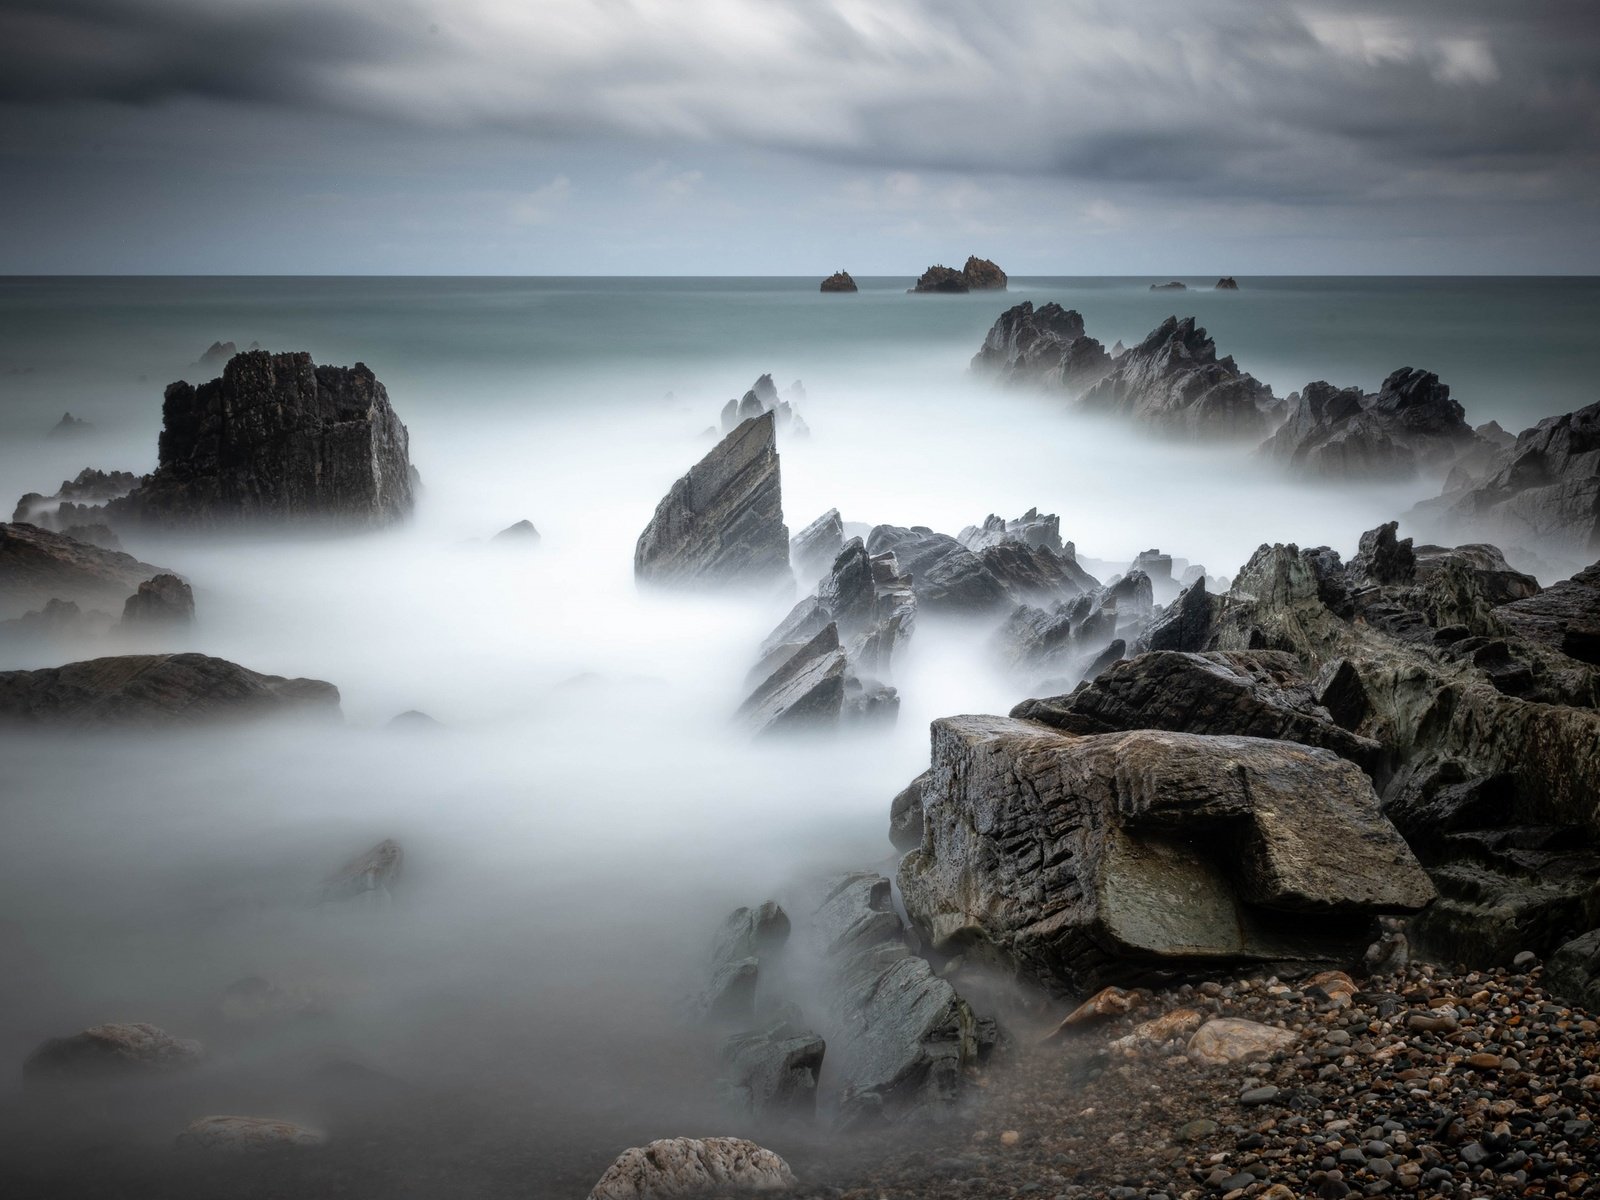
[587,1137,794,1199]
[820,271,858,293]
[1258,369,1478,480]
[961,256,1007,290]
[908,265,968,294]
[888,771,929,851]
[321,838,403,905]
[112,351,414,527]
[1186,1018,1295,1066]
[736,624,849,736]
[1410,400,1600,572]
[1078,317,1279,439]
[865,525,1011,614]
[120,573,194,629]
[969,303,1111,393]
[636,412,791,589]
[0,653,340,727]
[0,522,168,619]
[493,519,541,543]
[177,1115,325,1152]
[790,509,844,584]
[896,716,1433,995]
[811,873,987,1120]
[24,1022,202,1079]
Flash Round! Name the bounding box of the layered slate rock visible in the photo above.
[865,525,1011,614]
[0,653,340,727]
[1411,400,1600,573]
[959,507,1067,555]
[718,373,807,438]
[114,351,415,527]
[1078,316,1279,438]
[811,873,988,1120]
[720,1016,825,1118]
[820,271,858,293]
[908,265,969,294]
[970,303,1112,393]
[790,508,845,585]
[636,411,792,589]
[1258,368,1479,480]
[896,716,1434,995]
[0,522,172,619]
[961,256,1007,290]
[698,901,791,1024]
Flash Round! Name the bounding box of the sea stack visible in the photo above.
[1215,276,1240,290]
[635,411,792,589]
[820,271,857,293]
[114,350,415,528]
[908,265,969,294]
[962,256,1007,290]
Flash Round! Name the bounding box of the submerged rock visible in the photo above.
[178,1115,325,1152]
[586,1137,795,1199]
[120,573,194,629]
[636,412,791,589]
[897,715,1433,995]
[820,271,858,293]
[969,303,1111,393]
[113,351,415,527]
[25,1022,202,1079]
[0,653,340,727]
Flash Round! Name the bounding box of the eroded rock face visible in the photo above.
[1078,317,1279,439]
[959,508,1066,555]
[25,1022,202,1079]
[0,653,340,727]
[0,522,170,619]
[1411,400,1600,573]
[1258,369,1478,481]
[908,265,968,294]
[636,412,791,589]
[896,716,1433,995]
[120,573,194,628]
[820,271,858,293]
[116,351,414,527]
[700,902,791,1023]
[961,256,1007,290]
[970,303,1111,393]
[587,1137,794,1199]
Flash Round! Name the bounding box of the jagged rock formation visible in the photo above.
[0,522,172,619]
[961,256,1007,290]
[120,574,194,629]
[790,508,844,584]
[1143,578,1219,652]
[1411,400,1600,573]
[1078,317,1279,438]
[959,507,1066,554]
[0,598,113,644]
[865,526,1012,614]
[1258,368,1479,480]
[1215,277,1240,290]
[586,1138,794,1200]
[46,412,92,439]
[1150,281,1187,291]
[820,271,858,293]
[717,373,808,438]
[969,303,1112,393]
[14,468,141,530]
[636,411,792,589]
[895,715,1432,995]
[0,653,340,727]
[908,265,969,294]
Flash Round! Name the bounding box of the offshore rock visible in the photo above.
[636,411,791,589]
[116,351,414,527]
[820,271,858,293]
[25,1022,202,1079]
[896,716,1433,995]
[1258,369,1478,480]
[47,412,94,439]
[0,522,170,618]
[120,573,194,629]
[969,303,1112,393]
[586,1137,794,1199]
[1150,281,1188,291]
[493,519,541,543]
[961,256,1007,290]
[736,623,850,737]
[908,265,968,294]
[1214,277,1240,290]
[1078,316,1279,439]
[0,653,340,727]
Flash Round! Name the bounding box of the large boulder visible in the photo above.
[1547,929,1600,1012]
[958,507,1068,555]
[698,902,791,1023]
[819,271,858,293]
[1077,316,1279,438]
[120,573,195,629]
[0,653,340,727]
[112,351,414,527]
[1258,369,1479,480]
[961,256,1007,290]
[907,265,968,294]
[0,522,171,619]
[969,303,1111,393]
[896,716,1433,995]
[1410,400,1600,573]
[636,412,791,589]
[587,1137,794,1199]
[719,1016,825,1118]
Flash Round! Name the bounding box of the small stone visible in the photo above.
[1000,1130,1020,1147]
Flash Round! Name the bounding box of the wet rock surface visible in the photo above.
[0,653,340,727]
[637,412,792,589]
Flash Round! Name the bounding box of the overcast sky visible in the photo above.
[2,0,1597,274]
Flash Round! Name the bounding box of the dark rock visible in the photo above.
[1149,281,1187,291]
[866,525,1011,614]
[120,573,194,629]
[1215,277,1239,290]
[889,770,929,851]
[980,541,1097,603]
[0,653,340,727]
[820,271,858,293]
[735,623,849,736]
[321,838,403,905]
[1547,928,1600,1011]
[791,508,845,584]
[969,303,1112,393]
[1258,369,1478,480]
[908,265,969,294]
[720,1017,825,1116]
[111,351,414,527]
[492,519,540,543]
[635,411,791,589]
[989,603,1075,679]
[1080,637,1126,680]
[897,716,1433,994]
[14,468,141,529]
[1078,316,1279,438]
[961,256,1007,290]
[57,523,121,551]
[1413,543,1538,604]
[1497,560,1600,665]
[1350,521,1416,587]
[1144,578,1218,652]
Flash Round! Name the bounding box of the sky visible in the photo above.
[1,0,1598,275]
